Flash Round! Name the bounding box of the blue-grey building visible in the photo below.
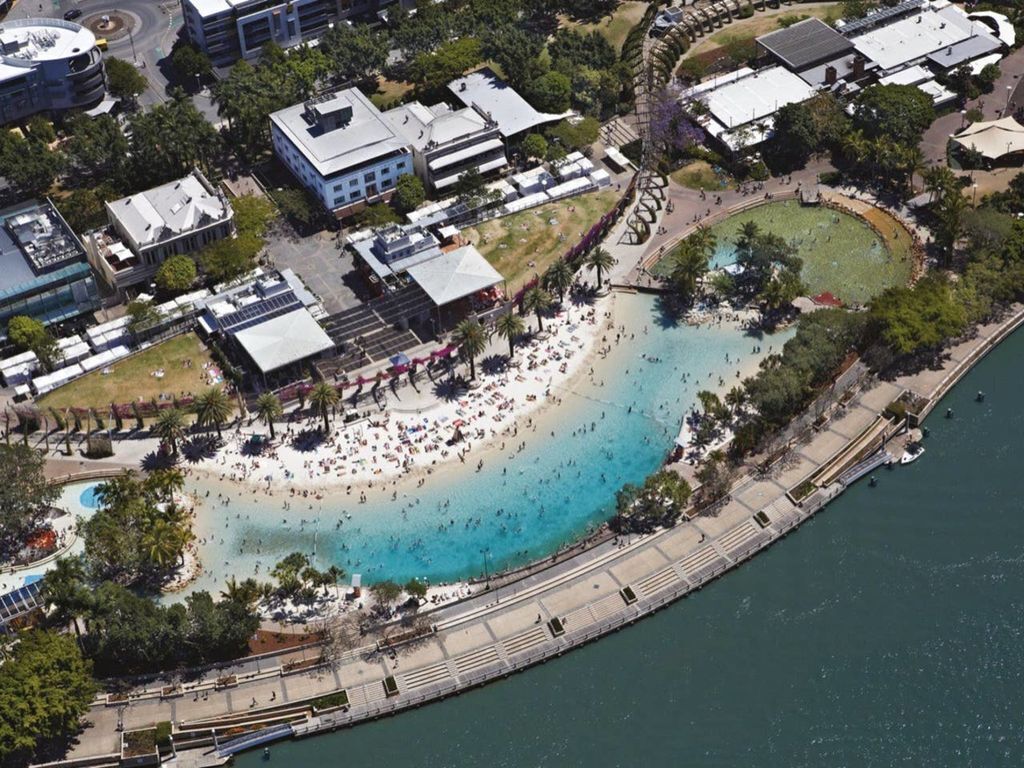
[0,199,100,340]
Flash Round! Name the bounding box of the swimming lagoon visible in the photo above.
[177,293,792,594]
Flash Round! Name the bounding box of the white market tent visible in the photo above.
[233,308,334,374]
[406,245,503,306]
[953,117,1024,161]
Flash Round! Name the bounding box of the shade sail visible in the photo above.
[952,117,1024,160]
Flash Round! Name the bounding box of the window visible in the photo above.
[381,166,391,175]
[364,171,376,182]
[349,179,359,187]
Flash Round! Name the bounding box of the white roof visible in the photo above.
[108,172,229,248]
[878,64,932,87]
[968,11,1016,47]
[383,102,495,152]
[405,245,502,306]
[448,68,569,138]
[953,117,1024,160]
[969,52,1003,76]
[233,308,334,373]
[698,67,815,130]
[0,18,96,64]
[271,89,410,178]
[851,3,995,72]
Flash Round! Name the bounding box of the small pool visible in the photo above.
[78,483,103,510]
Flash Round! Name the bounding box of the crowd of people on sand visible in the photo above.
[168,291,777,617]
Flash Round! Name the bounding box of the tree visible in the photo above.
[410,37,483,96]
[584,247,615,289]
[370,580,403,610]
[853,84,934,147]
[274,186,318,226]
[522,286,552,332]
[768,101,819,171]
[64,113,130,187]
[6,315,59,371]
[453,317,489,380]
[0,130,64,198]
[404,578,428,600]
[104,57,148,104]
[357,203,401,228]
[543,259,574,303]
[125,300,162,335]
[526,71,571,113]
[560,0,617,22]
[521,133,548,161]
[0,631,96,766]
[55,186,113,234]
[319,23,389,84]
[668,241,710,303]
[80,470,195,585]
[546,117,600,151]
[0,443,59,556]
[393,174,425,213]
[152,408,187,454]
[254,392,283,439]
[494,311,525,357]
[483,25,546,90]
[613,469,692,533]
[155,254,197,295]
[454,167,488,207]
[193,387,232,439]
[129,94,221,185]
[696,450,735,502]
[200,236,260,284]
[40,556,90,625]
[170,43,213,84]
[309,381,339,432]
[869,274,968,357]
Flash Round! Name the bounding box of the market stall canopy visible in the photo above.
[952,117,1024,160]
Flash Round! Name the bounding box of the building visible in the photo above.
[197,269,332,378]
[180,0,403,66]
[0,18,105,125]
[86,170,235,296]
[271,89,414,217]
[448,68,570,140]
[383,101,506,192]
[0,199,100,340]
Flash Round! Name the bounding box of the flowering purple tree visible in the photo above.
[648,88,703,159]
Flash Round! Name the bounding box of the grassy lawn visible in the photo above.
[369,77,414,109]
[560,1,648,52]
[463,190,619,292]
[38,333,219,412]
[670,160,735,191]
[682,3,844,60]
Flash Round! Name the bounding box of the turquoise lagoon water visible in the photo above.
[235,322,1024,765]
[183,294,792,594]
[78,483,102,509]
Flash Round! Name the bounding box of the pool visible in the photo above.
[657,201,913,305]
[180,294,794,597]
[78,483,103,510]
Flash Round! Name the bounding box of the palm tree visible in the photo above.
[543,259,574,303]
[152,408,187,454]
[193,387,232,440]
[453,317,489,381]
[494,311,525,358]
[923,165,957,203]
[254,392,283,440]
[585,247,616,289]
[142,518,182,569]
[148,468,185,504]
[309,381,339,432]
[324,564,346,595]
[522,286,553,333]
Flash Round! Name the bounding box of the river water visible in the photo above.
[236,328,1024,765]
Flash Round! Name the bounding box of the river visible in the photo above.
[235,325,1024,765]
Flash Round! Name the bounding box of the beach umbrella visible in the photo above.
[389,352,411,368]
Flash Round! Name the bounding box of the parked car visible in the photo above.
[63,8,82,20]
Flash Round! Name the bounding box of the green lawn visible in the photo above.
[463,190,619,292]
[38,333,219,413]
[670,160,735,191]
[682,3,844,60]
[369,76,415,109]
[561,1,648,52]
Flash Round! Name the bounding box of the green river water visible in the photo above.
[238,327,1024,767]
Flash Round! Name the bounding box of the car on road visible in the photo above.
[63,8,82,20]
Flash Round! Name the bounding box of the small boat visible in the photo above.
[900,443,925,465]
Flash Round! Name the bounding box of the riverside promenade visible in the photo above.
[46,304,1024,766]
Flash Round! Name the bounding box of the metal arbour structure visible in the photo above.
[621,0,788,244]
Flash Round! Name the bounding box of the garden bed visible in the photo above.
[620,586,638,605]
[548,617,565,637]
[312,690,349,713]
[383,676,399,697]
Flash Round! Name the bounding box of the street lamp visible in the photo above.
[972,182,978,208]
[960,109,966,128]
[1006,84,1014,113]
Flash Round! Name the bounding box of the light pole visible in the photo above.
[1006,84,1013,114]
[972,182,978,208]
